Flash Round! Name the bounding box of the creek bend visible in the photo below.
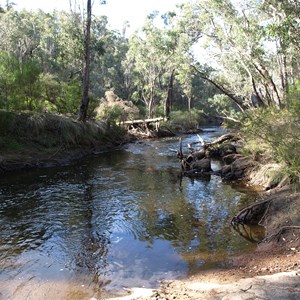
[0,129,258,299]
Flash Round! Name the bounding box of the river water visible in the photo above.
[0,129,257,299]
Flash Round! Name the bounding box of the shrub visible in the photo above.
[240,107,300,182]
[169,109,203,131]
[94,91,139,124]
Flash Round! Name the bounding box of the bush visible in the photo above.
[94,91,139,124]
[0,110,105,150]
[207,94,241,121]
[0,52,42,111]
[169,109,203,131]
[240,107,300,181]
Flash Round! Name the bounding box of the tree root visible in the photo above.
[263,226,300,242]
[231,198,273,225]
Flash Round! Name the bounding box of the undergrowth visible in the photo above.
[239,106,300,184]
[0,110,126,153]
[168,109,204,132]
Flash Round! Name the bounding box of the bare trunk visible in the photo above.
[78,0,92,122]
[253,62,282,110]
[188,96,191,122]
[251,77,265,107]
[148,95,154,118]
[282,54,289,108]
[164,69,175,119]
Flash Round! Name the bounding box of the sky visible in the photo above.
[2,0,188,35]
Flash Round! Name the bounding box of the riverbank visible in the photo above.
[0,111,133,174]
[0,111,178,174]
[144,135,300,300]
[108,184,300,300]
[107,133,300,299]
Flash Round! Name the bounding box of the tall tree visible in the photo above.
[177,0,298,113]
[78,0,92,122]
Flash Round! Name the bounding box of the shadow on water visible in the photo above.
[0,130,259,298]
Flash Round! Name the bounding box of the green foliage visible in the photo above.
[240,107,300,181]
[207,94,240,119]
[41,74,97,118]
[0,136,21,151]
[101,106,124,124]
[169,108,203,131]
[95,91,139,123]
[0,52,42,111]
[289,80,300,115]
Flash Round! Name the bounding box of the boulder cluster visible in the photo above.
[179,133,257,182]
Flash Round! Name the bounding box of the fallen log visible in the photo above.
[120,117,165,126]
[206,133,236,146]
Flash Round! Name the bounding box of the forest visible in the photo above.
[0,0,300,180]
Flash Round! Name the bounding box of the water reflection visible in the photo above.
[0,131,257,299]
[232,223,265,243]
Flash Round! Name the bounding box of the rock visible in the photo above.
[231,158,255,174]
[222,144,237,156]
[207,143,237,158]
[222,158,256,181]
[223,154,243,165]
[220,164,232,176]
[192,158,212,173]
[193,149,206,160]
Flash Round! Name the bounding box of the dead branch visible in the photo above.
[207,133,236,146]
[177,137,183,160]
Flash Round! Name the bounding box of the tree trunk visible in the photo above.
[251,76,265,107]
[164,69,175,119]
[148,95,154,118]
[253,62,282,110]
[280,53,289,108]
[188,96,191,122]
[78,0,92,122]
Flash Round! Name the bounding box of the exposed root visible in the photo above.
[263,225,300,242]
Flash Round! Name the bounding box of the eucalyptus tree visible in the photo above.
[177,0,299,115]
[79,0,110,122]
[91,16,129,100]
[258,0,300,106]
[0,8,86,112]
[124,12,180,118]
[0,9,44,110]
[78,0,92,121]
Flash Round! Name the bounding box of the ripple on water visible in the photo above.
[0,130,257,298]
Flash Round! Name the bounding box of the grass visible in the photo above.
[0,110,126,155]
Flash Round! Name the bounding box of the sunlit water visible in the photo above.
[0,129,257,299]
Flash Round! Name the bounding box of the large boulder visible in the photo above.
[193,149,206,160]
[222,157,257,181]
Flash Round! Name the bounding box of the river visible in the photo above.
[0,129,258,299]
